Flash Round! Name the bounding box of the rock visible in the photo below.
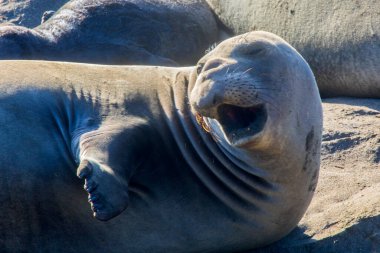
[246,98,380,252]
[206,0,380,98]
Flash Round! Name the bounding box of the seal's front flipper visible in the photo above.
[73,117,152,221]
[77,159,129,221]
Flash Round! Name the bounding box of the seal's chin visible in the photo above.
[217,104,267,146]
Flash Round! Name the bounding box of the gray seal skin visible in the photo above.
[0,31,322,252]
[206,0,380,98]
[0,0,68,28]
[0,0,218,65]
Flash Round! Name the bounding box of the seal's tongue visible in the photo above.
[216,104,267,145]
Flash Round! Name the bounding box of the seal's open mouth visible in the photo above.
[217,104,267,145]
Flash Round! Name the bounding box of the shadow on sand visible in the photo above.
[244,215,380,253]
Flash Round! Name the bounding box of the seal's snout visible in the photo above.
[191,69,268,145]
[190,78,222,117]
[191,68,259,115]
[191,64,263,114]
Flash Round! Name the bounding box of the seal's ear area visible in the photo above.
[77,159,129,221]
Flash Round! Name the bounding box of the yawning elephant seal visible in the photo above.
[0,0,218,65]
[0,31,322,252]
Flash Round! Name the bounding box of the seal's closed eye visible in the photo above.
[232,43,267,58]
[244,47,265,57]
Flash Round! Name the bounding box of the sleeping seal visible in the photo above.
[0,0,218,65]
[0,31,322,252]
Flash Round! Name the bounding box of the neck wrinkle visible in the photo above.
[160,79,275,217]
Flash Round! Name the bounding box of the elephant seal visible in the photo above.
[0,0,218,65]
[206,0,380,98]
[0,31,322,252]
[0,0,68,28]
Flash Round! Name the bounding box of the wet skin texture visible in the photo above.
[0,0,218,65]
[0,32,322,252]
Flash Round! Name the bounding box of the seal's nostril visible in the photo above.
[77,160,93,179]
[196,63,204,75]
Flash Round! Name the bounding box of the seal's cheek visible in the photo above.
[216,103,267,146]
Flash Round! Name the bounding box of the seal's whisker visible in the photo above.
[256,93,277,102]
[256,92,276,99]
[231,66,242,74]
[259,94,275,101]
[257,95,280,112]
[252,87,282,91]
[248,82,282,91]
[250,79,277,84]
[235,82,281,91]
[242,67,254,75]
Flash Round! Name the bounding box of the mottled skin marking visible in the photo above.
[305,128,315,152]
[308,170,319,192]
[303,127,321,192]
[303,127,315,171]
